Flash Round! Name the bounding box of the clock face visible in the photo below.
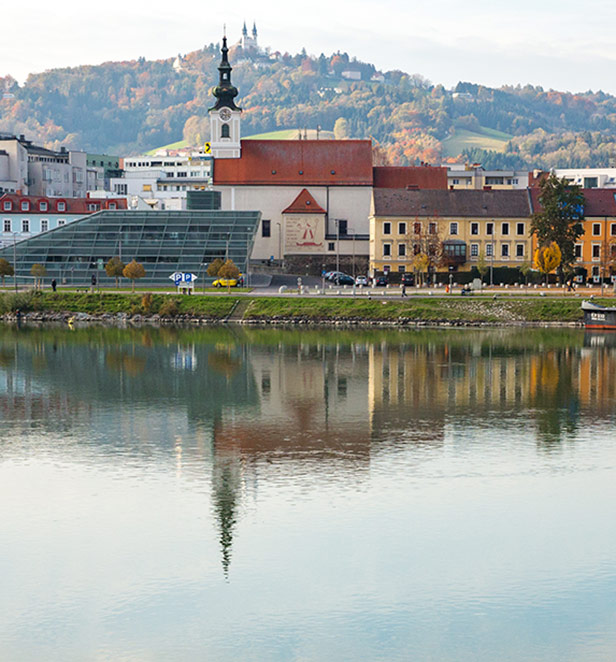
[219,108,232,122]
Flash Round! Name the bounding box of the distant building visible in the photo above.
[0,193,127,248]
[447,164,529,190]
[239,21,259,53]
[551,168,616,189]
[0,134,91,198]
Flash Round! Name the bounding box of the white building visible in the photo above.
[552,168,616,189]
[447,164,529,190]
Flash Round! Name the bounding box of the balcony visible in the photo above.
[442,240,467,264]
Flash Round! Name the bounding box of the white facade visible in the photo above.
[210,107,242,159]
[552,168,616,189]
[447,164,529,190]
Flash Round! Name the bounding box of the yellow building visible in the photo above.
[370,189,533,278]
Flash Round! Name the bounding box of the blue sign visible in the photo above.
[169,272,198,287]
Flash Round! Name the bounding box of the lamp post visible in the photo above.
[490,242,494,287]
[12,232,18,292]
[335,219,340,274]
[276,222,282,267]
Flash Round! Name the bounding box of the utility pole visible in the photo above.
[336,220,340,274]
[13,233,17,292]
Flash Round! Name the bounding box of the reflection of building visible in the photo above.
[0,208,260,285]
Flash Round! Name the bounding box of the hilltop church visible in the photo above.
[208,36,446,273]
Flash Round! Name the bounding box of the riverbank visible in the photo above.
[0,290,597,326]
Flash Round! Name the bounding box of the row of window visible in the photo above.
[3,200,67,212]
[3,219,66,233]
[380,242,526,258]
[382,221,528,237]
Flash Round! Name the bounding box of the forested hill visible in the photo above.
[2,41,616,168]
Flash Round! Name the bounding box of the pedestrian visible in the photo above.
[91,274,97,293]
[51,279,57,292]
[401,283,406,297]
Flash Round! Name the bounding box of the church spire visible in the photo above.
[211,36,240,110]
[242,21,247,37]
[252,22,257,38]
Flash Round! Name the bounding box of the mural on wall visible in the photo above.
[284,215,325,253]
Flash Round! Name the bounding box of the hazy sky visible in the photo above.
[3,0,616,94]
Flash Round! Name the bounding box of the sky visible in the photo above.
[2,0,616,94]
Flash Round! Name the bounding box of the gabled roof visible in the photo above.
[529,187,616,217]
[373,166,447,190]
[373,189,532,218]
[282,188,326,214]
[213,139,373,186]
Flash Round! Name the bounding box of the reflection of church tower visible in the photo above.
[211,445,242,578]
[209,35,242,159]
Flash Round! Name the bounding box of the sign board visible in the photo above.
[169,272,198,287]
[97,258,104,270]
[204,142,211,154]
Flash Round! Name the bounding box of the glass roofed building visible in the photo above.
[0,209,261,286]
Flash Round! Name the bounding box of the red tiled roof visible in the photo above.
[213,139,373,186]
[0,193,127,213]
[373,166,447,190]
[529,188,616,216]
[282,188,326,214]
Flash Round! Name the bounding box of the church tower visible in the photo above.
[209,36,241,159]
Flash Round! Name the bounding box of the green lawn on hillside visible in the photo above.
[442,126,512,158]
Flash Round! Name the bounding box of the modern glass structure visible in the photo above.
[0,209,261,286]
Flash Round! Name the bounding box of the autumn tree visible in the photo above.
[530,174,585,281]
[405,219,444,285]
[30,263,47,290]
[217,259,240,292]
[476,250,489,284]
[105,256,125,288]
[0,258,14,286]
[333,117,349,140]
[206,258,224,278]
[534,242,562,284]
[123,259,146,292]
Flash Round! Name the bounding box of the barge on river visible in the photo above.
[582,300,616,329]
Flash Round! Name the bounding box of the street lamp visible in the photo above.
[12,232,18,292]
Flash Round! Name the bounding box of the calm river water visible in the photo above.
[0,324,615,661]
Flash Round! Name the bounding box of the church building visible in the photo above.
[208,37,447,275]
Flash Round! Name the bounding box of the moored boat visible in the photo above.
[582,300,616,329]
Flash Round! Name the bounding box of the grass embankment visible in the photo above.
[0,291,593,323]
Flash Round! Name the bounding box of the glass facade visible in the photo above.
[0,209,261,286]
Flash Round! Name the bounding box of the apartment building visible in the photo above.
[447,164,529,190]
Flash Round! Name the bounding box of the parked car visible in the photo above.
[334,273,355,285]
[325,271,344,282]
[355,275,369,286]
[374,276,388,287]
[213,276,241,287]
[401,273,415,286]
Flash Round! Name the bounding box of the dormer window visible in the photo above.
[221,124,230,138]
[57,201,66,212]
[3,201,11,211]
[40,201,48,211]
[21,201,29,211]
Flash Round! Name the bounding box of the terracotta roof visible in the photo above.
[0,193,127,213]
[373,189,532,218]
[213,139,373,186]
[373,166,447,190]
[529,187,616,216]
[282,188,326,214]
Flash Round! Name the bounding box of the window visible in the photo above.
[398,265,406,273]
[383,222,391,235]
[39,201,48,212]
[584,177,598,189]
[429,222,437,235]
[413,243,420,255]
[221,124,230,138]
[574,244,582,258]
[452,178,460,185]
[471,222,479,235]
[592,244,601,259]
[486,243,494,257]
[398,243,406,257]
[501,244,510,257]
[517,222,525,235]
[109,203,117,210]
[57,201,66,212]
[398,222,406,235]
[57,219,66,226]
[611,224,616,236]
[262,219,271,237]
[501,222,509,235]
[3,219,10,233]
[114,184,127,195]
[3,201,11,211]
[21,219,30,233]
[21,201,29,211]
[328,242,335,251]
[88,203,99,211]
[470,243,479,257]
[516,244,524,257]
[41,219,49,232]
[449,222,458,235]
[486,222,494,235]
[337,219,348,235]
[414,222,421,234]
[485,177,504,185]
[383,243,392,257]
[177,172,187,178]
[593,223,601,236]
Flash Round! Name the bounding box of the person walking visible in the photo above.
[401,283,407,297]
[51,279,57,292]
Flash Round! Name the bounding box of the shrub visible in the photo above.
[141,292,153,312]
[159,299,179,317]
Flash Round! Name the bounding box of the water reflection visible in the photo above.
[2,325,616,661]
